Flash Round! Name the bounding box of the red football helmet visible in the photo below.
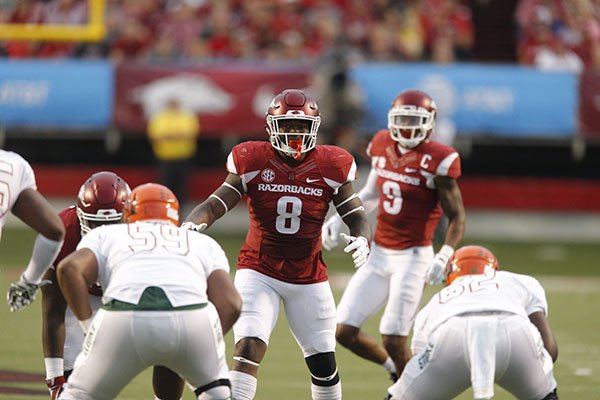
[388,89,437,149]
[76,171,131,236]
[446,245,500,286]
[266,89,321,160]
[122,183,179,226]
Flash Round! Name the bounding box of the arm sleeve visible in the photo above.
[22,234,63,283]
[19,156,37,191]
[77,229,107,285]
[356,167,379,215]
[524,276,549,316]
[202,235,231,276]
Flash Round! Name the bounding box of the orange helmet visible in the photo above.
[446,245,499,285]
[122,183,180,226]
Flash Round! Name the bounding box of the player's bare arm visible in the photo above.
[434,176,466,248]
[12,188,65,242]
[41,267,68,358]
[332,182,371,268]
[207,269,242,334]
[184,173,245,229]
[529,311,559,362]
[332,182,371,240]
[56,249,98,326]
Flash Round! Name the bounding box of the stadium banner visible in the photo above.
[579,68,600,139]
[350,63,578,138]
[114,64,311,137]
[0,60,112,128]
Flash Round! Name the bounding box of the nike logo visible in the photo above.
[405,167,417,173]
[306,177,320,183]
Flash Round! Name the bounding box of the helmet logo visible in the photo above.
[261,169,276,183]
[77,185,91,208]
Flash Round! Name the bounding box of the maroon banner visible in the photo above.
[114,63,311,138]
[579,67,600,139]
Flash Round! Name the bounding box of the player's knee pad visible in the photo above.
[194,379,231,399]
[305,352,339,386]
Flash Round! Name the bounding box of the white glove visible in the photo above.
[7,274,51,312]
[425,244,454,285]
[340,233,370,268]
[321,215,343,251]
[181,221,207,233]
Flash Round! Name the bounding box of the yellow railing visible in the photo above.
[0,0,105,42]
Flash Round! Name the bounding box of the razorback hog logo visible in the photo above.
[131,74,235,118]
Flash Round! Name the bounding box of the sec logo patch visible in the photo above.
[261,168,275,183]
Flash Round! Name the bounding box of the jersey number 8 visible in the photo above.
[276,196,302,234]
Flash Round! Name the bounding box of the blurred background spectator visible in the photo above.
[0,0,599,189]
[147,97,200,204]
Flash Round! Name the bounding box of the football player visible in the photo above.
[40,172,184,400]
[183,89,371,400]
[3,149,65,313]
[385,245,559,400]
[56,183,241,400]
[322,89,466,378]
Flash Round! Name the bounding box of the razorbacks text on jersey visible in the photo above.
[227,142,356,284]
[367,130,461,250]
[0,150,37,240]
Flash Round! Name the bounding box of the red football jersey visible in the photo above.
[367,130,461,250]
[53,206,103,296]
[54,206,81,267]
[227,141,357,284]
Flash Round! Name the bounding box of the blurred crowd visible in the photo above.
[0,0,476,64]
[1,0,599,69]
[516,0,600,73]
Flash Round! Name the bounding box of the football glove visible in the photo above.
[181,221,208,233]
[321,216,343,251]
[7,275,51,312]
[46,375,66,400]
[340,233,370,268]
[425,245,454,285]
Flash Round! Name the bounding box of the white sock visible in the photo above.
[44,357,64,379]
[311,381,342,400]
[23,234,63,283]
[229,370,257,400]
[383,357,397,374]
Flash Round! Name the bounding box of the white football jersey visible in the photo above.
[0,150,37,241]
[412,270,548,353]
[77,221,230,307]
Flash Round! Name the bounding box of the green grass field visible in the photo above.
[1,228,598,399]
